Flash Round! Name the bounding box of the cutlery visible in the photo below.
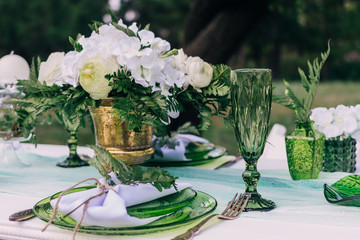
[172,193,250,240]
[9,208,35,221]
[214,154,243,169]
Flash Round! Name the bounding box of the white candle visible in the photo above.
[0,51,30,85]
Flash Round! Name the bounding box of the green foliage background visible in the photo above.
[0,0,107,60]
[1,0,360,80]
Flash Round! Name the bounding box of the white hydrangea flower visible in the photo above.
[151,37,171,54]
[128,22,139,34]
[322,125,342,138]
[333,105,357,134]
[311,105,360,139]
[171,49,187,73]
[351,104,360,120]
[310,107,333,130]
[55,51,81,87]
[52,20,190,100]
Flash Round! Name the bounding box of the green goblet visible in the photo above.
[56,111,89,168]
[56,129,89,168]
[231,68,275,211]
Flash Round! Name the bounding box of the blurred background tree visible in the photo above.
[2,0,360,80]
[0,0,107,60]
[1,0,359,154]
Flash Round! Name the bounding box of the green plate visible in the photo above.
[184,142,216,159]
[324,174,360,207]
[33,186,217,235]
[146,146,226,167]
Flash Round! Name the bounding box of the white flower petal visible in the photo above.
[323,125,341,138]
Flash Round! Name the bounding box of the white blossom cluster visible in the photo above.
[37,20,213,100]
[310,105,360,139]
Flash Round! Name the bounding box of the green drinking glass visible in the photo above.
[56,111,89,168]
[56,128,89,168]
[231,68,276,211]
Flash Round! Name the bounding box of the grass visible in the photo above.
[34,81,360,156]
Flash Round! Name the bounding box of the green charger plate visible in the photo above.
[324,174,360,207]
[146,146,226,167]
[33,186,217,235]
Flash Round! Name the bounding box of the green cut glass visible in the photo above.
[285,121,325,180]
[231,68,275,211]
[324,175,360,207]
[56,129,89,168]
[322,136,357,173]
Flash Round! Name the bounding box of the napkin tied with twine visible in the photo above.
[49,173,191,228]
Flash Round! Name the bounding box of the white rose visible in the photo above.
[38,52,65,86]
[185,56,213,90]
[79,56,119,100]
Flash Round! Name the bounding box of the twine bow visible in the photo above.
[42,177,117,240]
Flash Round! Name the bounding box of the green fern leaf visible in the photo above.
[274,41,330,122]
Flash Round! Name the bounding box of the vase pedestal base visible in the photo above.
[244,192,276,211]
[106,147,154,165]
[56,155,89,168]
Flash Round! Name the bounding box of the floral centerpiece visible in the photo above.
[310,104,360,172]
[10,14,231,166]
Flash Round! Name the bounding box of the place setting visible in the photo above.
[2,6,360,240]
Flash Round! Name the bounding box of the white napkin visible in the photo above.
[154,134,210,161]
[50,174,192,227]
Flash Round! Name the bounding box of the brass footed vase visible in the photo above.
[89,98,154,165]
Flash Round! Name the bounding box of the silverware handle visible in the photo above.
[172,214,218,240]
[9,208,35,221]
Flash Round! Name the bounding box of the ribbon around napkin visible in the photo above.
[153,134,211,161]
[50,173,192,227]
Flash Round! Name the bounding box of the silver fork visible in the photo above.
[172,193,250,240]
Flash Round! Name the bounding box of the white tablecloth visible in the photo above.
[1,124,360,240]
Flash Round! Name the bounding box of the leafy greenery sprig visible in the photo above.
[274,41,331,122]
[0,105,21,140]
[90,145,178,192]
[176,64,232,131]
[107,67,175,133]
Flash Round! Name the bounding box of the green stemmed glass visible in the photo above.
[231,68,275,211]
[55,111,89,168]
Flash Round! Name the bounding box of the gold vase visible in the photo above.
[89,98,154,165]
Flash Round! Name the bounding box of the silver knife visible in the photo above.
[214,154,243,169]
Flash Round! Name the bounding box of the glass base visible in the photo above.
[0,142,30,167]
[56,154,89,168]
[244,193,276,211]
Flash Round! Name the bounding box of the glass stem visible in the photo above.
[67,130,79,158]
[242,159,260,195]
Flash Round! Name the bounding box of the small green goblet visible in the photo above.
[56,111,89,168]
[231,68,275,211]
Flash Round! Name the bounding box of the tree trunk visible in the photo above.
[182,0,270,64]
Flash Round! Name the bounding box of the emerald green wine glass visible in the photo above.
[56,112,89,168]
[231,69,275,211]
